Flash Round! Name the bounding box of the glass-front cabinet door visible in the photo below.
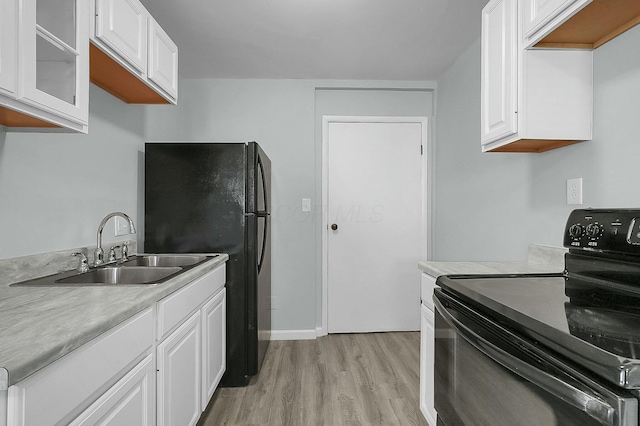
[19,0,89,126]
[0,0,17,96]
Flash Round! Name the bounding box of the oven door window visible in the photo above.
[434,292,638,426]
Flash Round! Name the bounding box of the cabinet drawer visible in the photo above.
[157,264,226,341]
[7,308,153,426]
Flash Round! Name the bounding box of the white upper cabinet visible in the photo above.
[90,0,178,104]
[148,17,178,101]
[19,0,89,127]
[522,0,640,50]
[0,0,17,96]
[480,0,593,153]
[521,0,590,47]
[95,0,148,76]
[481,0,518,145]
[0,0,89,132]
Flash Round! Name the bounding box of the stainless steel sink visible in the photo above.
[121,254,209,267]
[55,266,182,285]
[9,253,217,287]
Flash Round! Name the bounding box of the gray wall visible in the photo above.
[434,25,640,261]
[0,86,146,260]
[145,79,435,332]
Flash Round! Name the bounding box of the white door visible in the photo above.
[326,119,424,333]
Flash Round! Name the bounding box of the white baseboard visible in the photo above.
[270,329,317,341]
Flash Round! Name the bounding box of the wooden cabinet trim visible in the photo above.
[90,43,169,104]
[486,138,584,153]
[0,106,59,128]
[535,0,640,49]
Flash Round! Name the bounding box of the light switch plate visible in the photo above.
[114,216,129,236]
[302,198,311,212]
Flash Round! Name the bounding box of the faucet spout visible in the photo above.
[95,212,136,266]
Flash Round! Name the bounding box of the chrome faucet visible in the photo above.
[71,252,89,272]
[94,212,136,266]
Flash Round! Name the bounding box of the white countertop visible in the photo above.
[0,254,228,388]
[419,244,566,278]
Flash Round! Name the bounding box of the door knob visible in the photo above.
[331,223,338,231]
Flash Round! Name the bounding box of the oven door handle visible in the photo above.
[434,297,628,426]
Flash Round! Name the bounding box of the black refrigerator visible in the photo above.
[144,142,271,387]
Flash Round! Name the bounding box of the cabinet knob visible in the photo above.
[331,224,338,231]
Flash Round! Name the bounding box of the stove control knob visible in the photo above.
[568,224,583,238]
[586,223,602,238]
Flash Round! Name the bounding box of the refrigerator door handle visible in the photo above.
[257,215,268,274]
[258,154,269,214]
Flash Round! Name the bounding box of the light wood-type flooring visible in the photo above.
[198,332,428,426]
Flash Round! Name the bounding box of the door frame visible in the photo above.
[320,115,430,336]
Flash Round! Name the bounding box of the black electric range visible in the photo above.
[434,209,640,426]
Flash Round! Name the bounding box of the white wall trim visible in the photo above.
[320,115,430,336]
[270,329,317,341]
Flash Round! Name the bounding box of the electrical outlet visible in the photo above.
[114,216,129,236]
[567,178,583,205]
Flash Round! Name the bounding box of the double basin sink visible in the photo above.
[11,254,217,287]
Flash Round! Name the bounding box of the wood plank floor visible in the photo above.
[198,332,429,426]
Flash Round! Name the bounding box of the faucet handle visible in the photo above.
[71,252,89,272]
[108,245,121,262]
[121,242,130,262]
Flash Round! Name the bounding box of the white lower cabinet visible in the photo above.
[420,273,437,426]
[69,354,154,426]
[155,264,227,425]
[157,311,202,426]
[201,288,226,408]
[420,303,437,426]
[2,262,227,426]
[6,308,154,426]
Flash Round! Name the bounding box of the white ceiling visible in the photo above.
[140,0,489,80]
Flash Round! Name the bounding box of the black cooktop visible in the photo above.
[437,273,640,389]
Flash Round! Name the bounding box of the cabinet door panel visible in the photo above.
[157,311,201,426]
[201,289,226,410]
[148,18,178,101]
[96,0,148,75]
[481,0,518,145]
[420,304,437,426]
[0,0,17,95]
[69,354,154,426]
[19,0,89,125]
